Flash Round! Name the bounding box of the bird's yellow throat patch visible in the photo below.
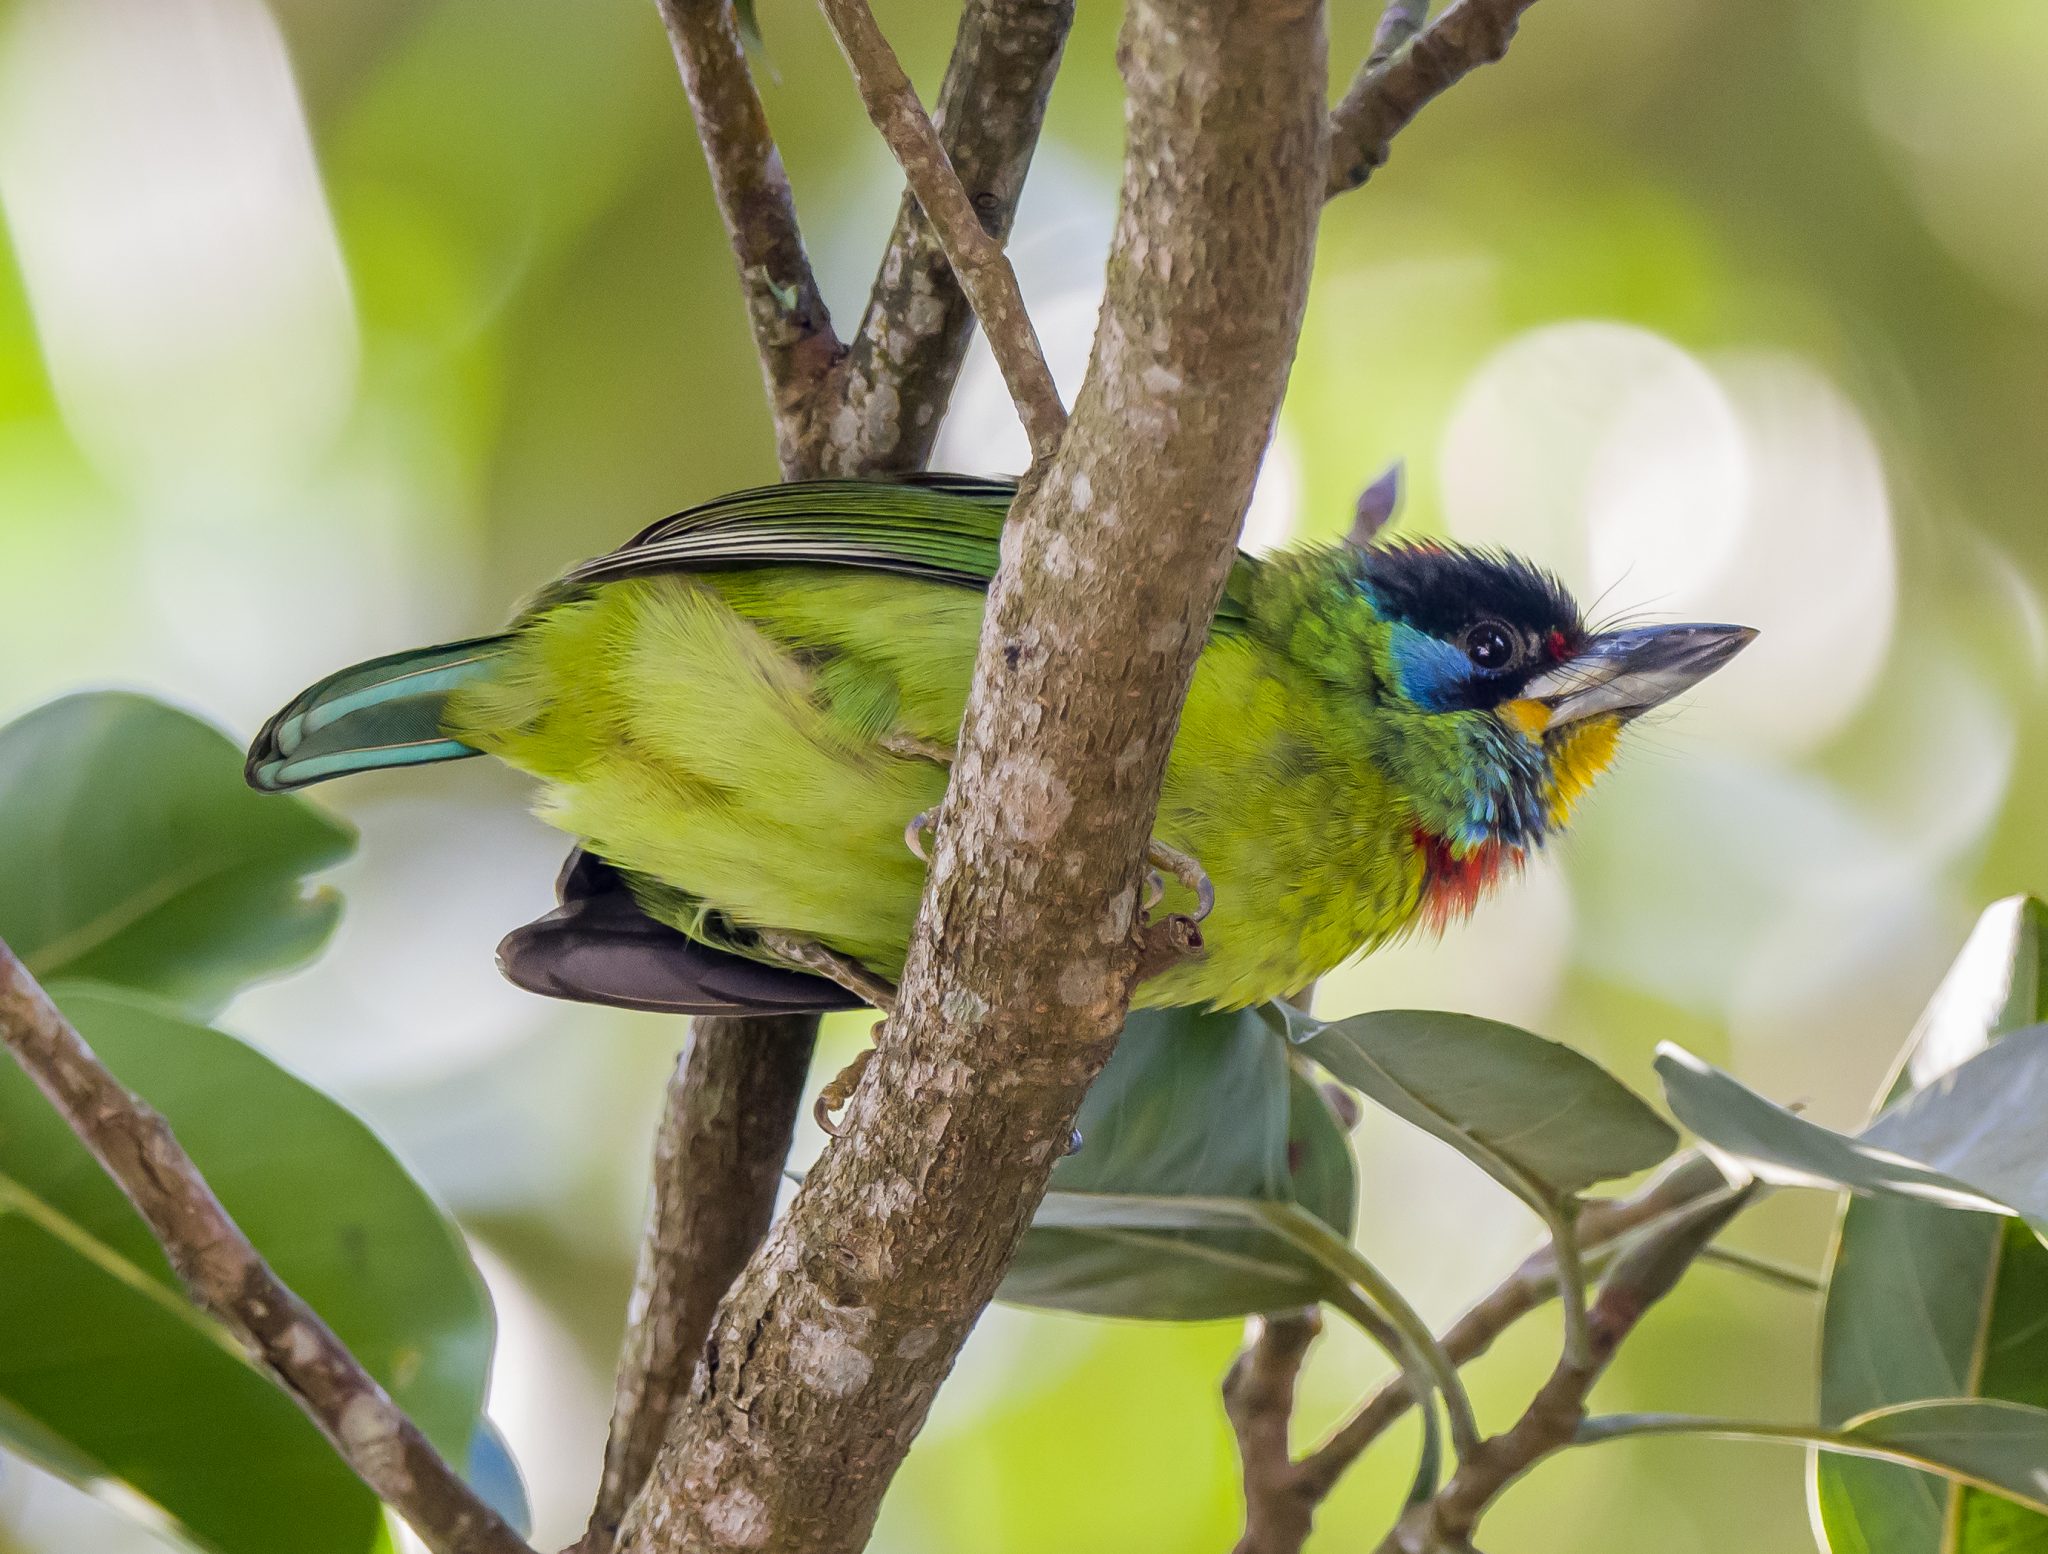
[1500,698,1549,738]
[1544,714,1621,826]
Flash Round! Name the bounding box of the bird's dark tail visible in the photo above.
[245,635,509,792]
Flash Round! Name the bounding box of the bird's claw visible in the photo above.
[758,931,899,1013]
[1145,839,1215,922]
[814,1047,874,1137]
[905,807,938,863]
[908,812,1210,923]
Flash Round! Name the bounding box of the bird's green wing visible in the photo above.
[541,474,1257,632]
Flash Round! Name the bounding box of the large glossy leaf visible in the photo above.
[0,984,494,1554]
[1654,1035,2048,1234]
[999,1006,1359,1320]
[1817,896,2048,1553]
[0,693,354,1014]
[1579,1400,2048,1518]
[1293,1009,1677,1214]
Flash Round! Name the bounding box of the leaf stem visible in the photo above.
[1278,1206,1482,1462]
[1546,1202,1592,1368]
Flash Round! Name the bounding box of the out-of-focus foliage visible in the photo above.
[1817,899,2048,1554]
[1003,1007,1361,1321]
[0,693,499,1554]
[2,0,2046,1548]
[0,693,353,1014]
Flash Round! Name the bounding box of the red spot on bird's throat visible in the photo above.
[1413,828,1522,931]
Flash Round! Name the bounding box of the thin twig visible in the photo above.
[815,0,1069,465]
[653,0,841,472]
[0,939,535,1554]
[829,0,1074,474]
[1376,1178,1754,1550]
[1326,0,1543,199]
[578,1018,816,1553]
[1220,1153,1732,1554]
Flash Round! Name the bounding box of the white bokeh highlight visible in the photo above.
[0,0,357,494]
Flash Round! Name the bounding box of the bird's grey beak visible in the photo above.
[1519,623,1757,730]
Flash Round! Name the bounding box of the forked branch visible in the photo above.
[815,0,1069,465]
[1327,0,1544,197]
[828,0,1075,474]
[616,0,1328,1546]
[653,0,841,471]
[1229,1155,1736,1553]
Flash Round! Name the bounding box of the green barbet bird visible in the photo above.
[247,474,1752,1013]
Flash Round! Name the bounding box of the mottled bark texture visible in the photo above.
[816,0,1068,464]
[823,0,1074,475]
[653,0,841,476]
[581,1018,817,1551]
[613,0,1329,1548]
[0,940,533,1554]
[1326,0,1541,197]
[1225,1313,1325,1554]
[594,2,1075,1541]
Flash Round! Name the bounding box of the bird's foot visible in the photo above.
[880,731,955,765]
[905,806,939,862]
[757,932,899,1014]
[1145,838,1215,922]
[813,1045,874,1137]
[908,807,1213,928]
[752,933,894,1138]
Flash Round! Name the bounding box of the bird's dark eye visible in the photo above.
[1463,621,1516,671]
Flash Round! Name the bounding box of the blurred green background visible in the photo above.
[1,0,2044,1548]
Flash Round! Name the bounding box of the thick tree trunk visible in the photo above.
[616,0,1329,1547]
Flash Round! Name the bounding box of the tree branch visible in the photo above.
[588,3,1072,1541]
[1226,1154,1734,1553]
[1377,1180,1754,1551]
[0,939,534,1554]
[653,0,842,473]
[577,1016,816,1553]
[577,6,858,1538]
[1326,0,1542,199]
[823,0,1074,475]
[1225,1313,1325,1554]
[614,0,1328,1546]
[815,0,1069,466]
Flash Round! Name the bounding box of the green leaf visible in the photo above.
[1653,1035,2048,1234]
[1297,1009,1678,1213]
[999,1005,1359,1321]
[1816,896,2048,1554]
[1578,1400,2048,1518]
[0,693,354,1014]
[0,984,494,1554]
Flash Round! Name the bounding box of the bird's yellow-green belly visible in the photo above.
[448,572,1428,1010]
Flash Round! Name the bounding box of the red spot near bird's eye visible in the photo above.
[1545,629,1569,661]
